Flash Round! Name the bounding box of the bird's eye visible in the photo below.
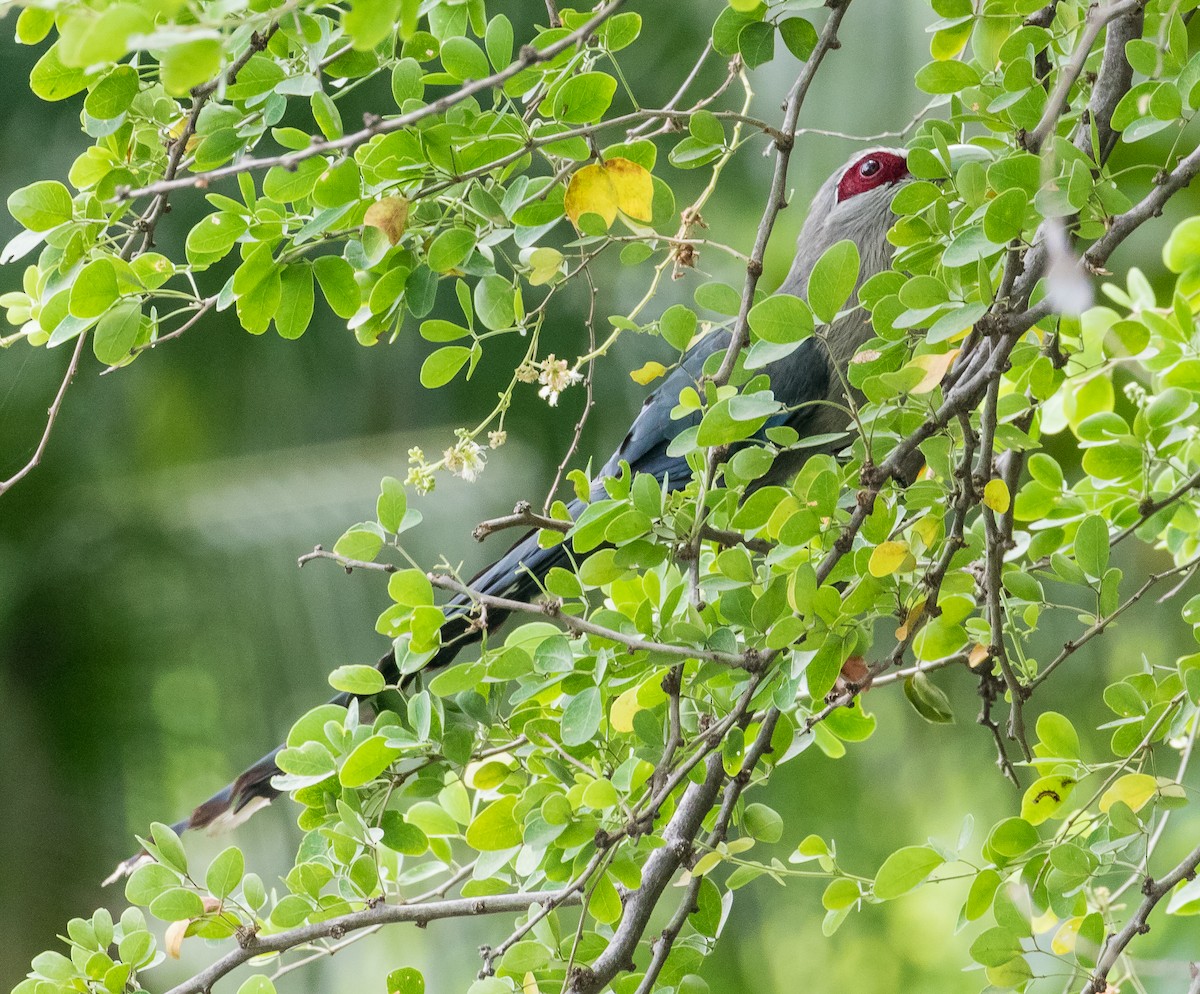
[859,159,881,177]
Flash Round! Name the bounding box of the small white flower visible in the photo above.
[444,438,487,482]
[537,354,582,407]
[488,430,507,449]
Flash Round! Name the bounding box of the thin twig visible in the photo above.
[0,331,88,497]
[162,890,582,994]
[428,572,760,669]
[1079,839,1200,994]
[117,1,627,203]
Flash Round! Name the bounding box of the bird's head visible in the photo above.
[784,147,910,296]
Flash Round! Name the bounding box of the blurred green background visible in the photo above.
[1,2,1197,991]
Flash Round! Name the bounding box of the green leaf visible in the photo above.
[484,16,514,70]
[16,7,55,45]
[822,877,860,911]
[30,43,90,101]
[427,228,476,272]
[388,569,434,606]
[377,477,407,533]
[474,275,515,331]
[1035,711,1079,759]
[69,258,119,319]
[311,91,343,141]
[236,977,277,994]
[186,213,247,266]
[420,346,472,388]
[779,18,818,61]
[391,58,425,106]
[328,664,386,695]
[738,21,775,69]
[148,888,205,922]
[263,158,326,203]
[125,863,179,906]
[873,845,944,900]
[748,293,814,344]
[387,967,426,994]
[743,803,784,843]
[903,673,955,723]
[465,795,522,850]
[340,734,402,787]
[344,0,401,50]
[225,55,285,101]
[205,847,245,900]
[275,741,336,783]
[562,687,602,746]
[1164,216,1200,273]
[8,180,73,231]
[150,822,188,874]
[232,243,282,335]
[806,239,860,324]
[915,59,981,94]
[85,65,139,120]
[660,304,697,350]
[276,264,314,339]
[440,37,489,81]
[552,72,617,124]
[332,521,385,562]
[1020,774,1078,825]
[1074,514,1110,578]
[499,941,550,974]
[969,926,1023,967]
[160,39,223,96]
[965,868,1002,920]
[314,255,360,318]
[983,188,1028,243]
[92,300,142,366]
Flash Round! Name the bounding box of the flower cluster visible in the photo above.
[537,354,583,407]
[404,446,435,495]
[443,430,487,482]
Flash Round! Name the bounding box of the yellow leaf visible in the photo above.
[968,643,990,668]
[691,851,723,877]
[1051,916,1082,955]
[522,973,541,994]
[983,478,1011,514]
[364,196,409,245]
[1099,772,1158,813]
[910,515,941,551]
[164,919,188,959]
[564,163,618,227]
[604,157,653,221]
[528,246,562,286]
[636,669,671,708]
[895,599,926,640]
[909,348,960,395]
[564,157,653,228]
[1020,773,1078,825]
[630,360,668,385]
[869,540,911,578]
[610,685,642,733]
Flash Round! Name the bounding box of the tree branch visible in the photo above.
[427,573,762,669]
[1080,840,1200,994]
[0,330,87,497]
[163,890,582,994]
[712,0,853,387]
[1023,0,1145,154]
[117,1,628,203]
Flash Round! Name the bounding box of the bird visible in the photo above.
[111,147,910,876]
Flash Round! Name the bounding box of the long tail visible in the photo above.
[108,520,574,880]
